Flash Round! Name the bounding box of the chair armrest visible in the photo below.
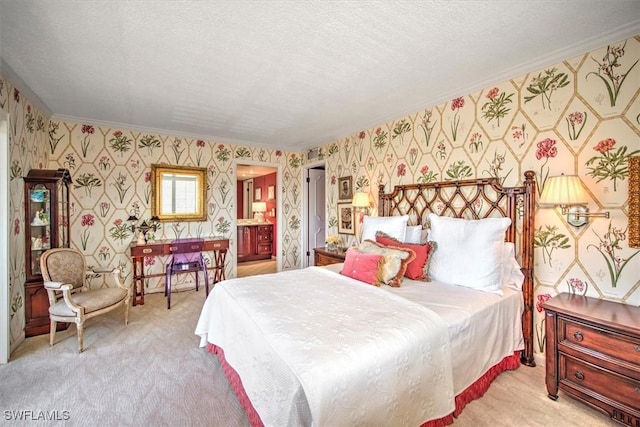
[111,269,132,294]
[90,267,114,274]
[44,281,72,291]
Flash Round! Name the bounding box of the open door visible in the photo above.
[303,164,326,267]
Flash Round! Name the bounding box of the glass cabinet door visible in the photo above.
[28,184,52,277]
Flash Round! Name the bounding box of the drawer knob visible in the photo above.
[635,345,640,352]
[572,331,584,342]
[574,370,585,382]
[636,387,640,394]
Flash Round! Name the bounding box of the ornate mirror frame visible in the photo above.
[629,156,639,248]
[151,164,207,222]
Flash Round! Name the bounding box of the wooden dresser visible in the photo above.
[238,223,273,263]
[543,293,640,425]
[314,247,346,266]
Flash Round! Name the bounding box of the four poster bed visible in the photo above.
[196,171,536,426]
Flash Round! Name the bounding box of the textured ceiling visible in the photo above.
[1,1,639,151]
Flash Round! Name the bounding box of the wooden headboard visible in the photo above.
[378,170,536,367]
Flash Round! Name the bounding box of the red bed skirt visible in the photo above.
[207,343,521,426]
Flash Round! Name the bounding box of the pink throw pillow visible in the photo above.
[340,249,385,286]
[376,232,436,281]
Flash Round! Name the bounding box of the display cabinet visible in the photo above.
[23,168,72,337]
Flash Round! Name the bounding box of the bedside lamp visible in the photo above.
[539,174,609,227]
[352,192,371,215]
[252,202,267,222]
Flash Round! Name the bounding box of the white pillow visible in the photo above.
[404,225,422,243]
[427,213,511,295]
[502,242,525,291]
[361,215,409,242]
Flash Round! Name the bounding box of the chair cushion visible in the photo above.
[50,288,128,317]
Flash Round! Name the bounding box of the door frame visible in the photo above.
[1,112,9,364]
[232,159,282,277]
[301,159,326,268]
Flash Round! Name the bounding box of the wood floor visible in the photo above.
[237,258,277,277]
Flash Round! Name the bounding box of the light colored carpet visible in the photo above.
[1,287,616,426]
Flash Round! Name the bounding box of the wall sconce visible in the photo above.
[352,192,371,215]
[127,214,161,243]
[252,201,267,222]
[539,174,609,227]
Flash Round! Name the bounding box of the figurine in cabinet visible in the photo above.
[32,209,48,226]
[31,236,43,249]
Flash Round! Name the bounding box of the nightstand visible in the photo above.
[542,293,640,425]
[314,247,347,266]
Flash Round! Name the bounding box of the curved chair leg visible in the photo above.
[76,321,84,353]
[50,319,57,346]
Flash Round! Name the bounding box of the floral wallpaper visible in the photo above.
[1,78,50,350]
[3,77,304,352]
[2,35,639,357]
[318,36,640,358]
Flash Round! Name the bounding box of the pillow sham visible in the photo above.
[404,225,423,244]
[502,242,525,291]
[358,240,415,287]
[427,213,511,295]
[361,215,409,243]
[340,249,385,286]
[375,231,436,281]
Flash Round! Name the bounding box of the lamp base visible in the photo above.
[253,212,265,222]
[566,206,588,227]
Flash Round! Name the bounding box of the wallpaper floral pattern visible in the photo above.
[318,36,640,357]
[3,80,304,352]
[3,35,639,356]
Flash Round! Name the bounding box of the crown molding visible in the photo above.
[50,113,288,152]
[363,21,640,139]
[0,58,52,117]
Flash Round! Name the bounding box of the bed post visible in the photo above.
[521,170,536,367]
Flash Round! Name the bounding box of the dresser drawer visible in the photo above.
[560,355,640,411]
[130,243,164,257]
[315,253,336,266]
[257,232,272,243]
[204,239,229,251]
[257,243,272,255]
[560,318,640,366]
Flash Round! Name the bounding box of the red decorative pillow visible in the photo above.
[357,240,416,287]
[376,231,436,281]
[340,249,385,286]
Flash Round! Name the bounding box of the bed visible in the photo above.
[196,171,536,426]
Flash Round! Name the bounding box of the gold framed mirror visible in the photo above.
[629,156,639,248]
[151,164,207,222]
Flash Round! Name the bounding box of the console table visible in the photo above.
[129,238,229,306]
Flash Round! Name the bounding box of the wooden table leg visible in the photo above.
[132,256,145,306]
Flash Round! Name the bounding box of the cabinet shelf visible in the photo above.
[24,168,72,337]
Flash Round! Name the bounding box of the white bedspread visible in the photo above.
[196,266,455,427]
[322,263,525,395]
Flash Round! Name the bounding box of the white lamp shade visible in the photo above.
[539,175,588,205]
[352,192,371,208]
[252,202,267,212]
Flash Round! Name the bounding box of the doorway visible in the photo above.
[302,160,326,267]
[234,160,281,278]
[1,112,9,363]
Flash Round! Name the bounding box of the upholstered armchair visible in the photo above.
[40,248,131,352]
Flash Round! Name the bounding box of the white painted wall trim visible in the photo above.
[301,159,326,268]
[0,113,9,364]
[232,159,282,275]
